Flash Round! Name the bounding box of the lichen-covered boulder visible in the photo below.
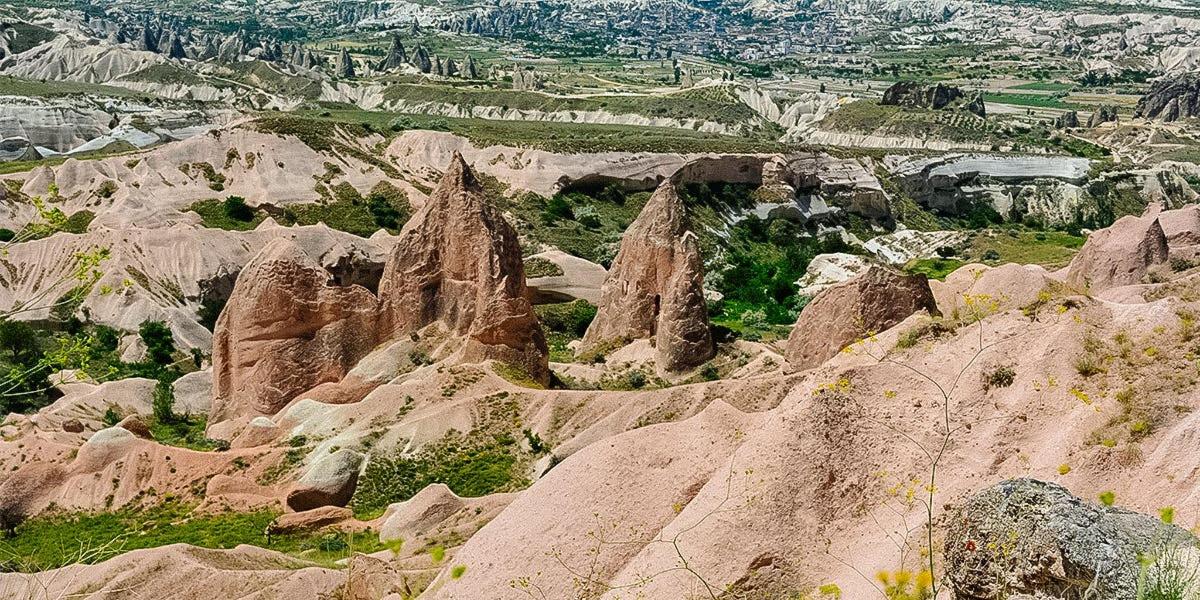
[945,479,1198,600]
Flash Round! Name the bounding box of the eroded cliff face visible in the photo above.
[210,237,380,426]
[580,181,714,372]
[1135,72,1200,122]
[377,152,549,385]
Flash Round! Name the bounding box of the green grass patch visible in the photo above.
[351,396,531,519]
[964,229,1085,269]
[0,502,384,572]
[982,92,1085,110]
[904,258,965,281]
[294,109,784,154]
[1010,81,1075,92]
[146,415,228,452]
[187,197,264,231]
[534,300,596,362]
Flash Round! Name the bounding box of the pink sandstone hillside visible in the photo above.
[3,157,1200,599]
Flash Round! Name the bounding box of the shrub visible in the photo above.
[0,229,14,242]
[523,257,564,278]
[534,300,597,337]
[542,196,574,223]
[222,196,255,222]
[983,365,1016,391]
[95,180,118,199]
[139,321,175,366]
[1074,353,1104,377]
[574,205,602,229]
[626,370,647,389]
[152,377,175,424]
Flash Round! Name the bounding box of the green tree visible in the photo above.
[139,321,175,366]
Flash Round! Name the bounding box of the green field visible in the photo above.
[289,109,785,154]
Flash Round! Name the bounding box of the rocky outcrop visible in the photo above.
[1066,211,1168,292]
[1055,110,1080,129]
[1135,73,1200,122]
[336,49,355,79]
[286,449,364,512]
[579,182,715,372]
[410,44,432,73]
[785,267,937,371]
[1087,104,1119,128]
[512,67,541,91]
[377,153,549,384]
[965,93,986,118]
[210,239,380,426]
[463,55,479,79]
[945,479,1198,600]
[881,81,965,110]
[381,34,407,71]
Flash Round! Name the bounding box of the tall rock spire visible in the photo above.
[377,153,549,384]
[579,181,714,372]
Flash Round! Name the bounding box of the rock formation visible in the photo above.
[336,48,355,78]
[376,153,549,385]
[945,479,1198,600]
[286,449,364,511]
[410,44,432,73]
[965,92,986,118]
[381,34,407,70]
[209,238,380,427]
[1087,104,1119,127]
[512,67,541,91]
[1135,73,1200,122]
[785,266,937,371]
[579,182,715,372]
[1054,110,1080,129]
[463,55,479,79]
[1065,211,1168,292]
[881,81,964,110]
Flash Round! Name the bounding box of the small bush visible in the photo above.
[1074,354,1104,377]
[222,196,255,222]
[983,365,1016,390]
[542,196,574,223]
[139,321,175,366]
[152,377,175,424]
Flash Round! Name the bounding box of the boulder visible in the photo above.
[1066,212,1168,292]
[117,415,153,439]
[786,267,938,371]
[579,182,715,372]
[210,238,380,426]
[286,449,364,512]
[945,479,1198,600]
[172,369,212,416]
[377,153,549,385]
[268,506,354,535]
[61,418,85,433]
